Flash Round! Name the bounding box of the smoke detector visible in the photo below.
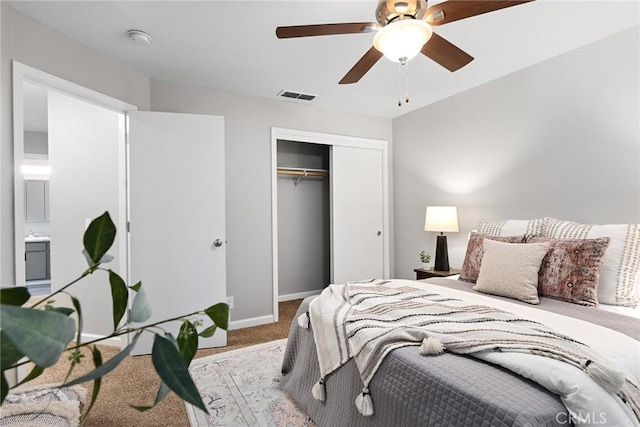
[127,30,151,46]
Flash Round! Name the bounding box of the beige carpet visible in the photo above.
[23,300,302,426]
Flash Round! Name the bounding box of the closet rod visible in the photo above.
[277,167,328,177]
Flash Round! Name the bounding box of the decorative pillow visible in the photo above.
[529,237,610,307]
[473,239,550,304]
[460,233,528,283]
[0,401,80,427]
[543,218,640,307]
[478,218,544,237]
[1,383,86,427]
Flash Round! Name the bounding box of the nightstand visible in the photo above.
[414,268,461,280]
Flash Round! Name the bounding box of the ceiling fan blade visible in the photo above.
[339,47,383,85]
[421,33,474,72]
[276,22,377,39]
[425,1,534,26]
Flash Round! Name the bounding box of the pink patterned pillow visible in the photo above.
[529,236,610,307]
[460,233,528,283]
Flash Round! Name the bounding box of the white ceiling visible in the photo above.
[9,1,640,119]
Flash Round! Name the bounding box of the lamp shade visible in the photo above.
[373,19,432,63]
[424,206,459,233]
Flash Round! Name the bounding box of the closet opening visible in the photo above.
[276,140,331,302]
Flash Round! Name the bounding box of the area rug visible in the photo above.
[186,339,315,426]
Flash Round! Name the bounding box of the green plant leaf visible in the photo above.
[0,331,24,371]
[198,325,217,338]
[81,346,103,423]
[177,321,198,364]
[71,296,83,347]
[0,304,75,367]
[151,334,207,413]
[109,270,128,330]
[132,334,178,412]
[131,381,171,412]
[15,365,44,387]
[62,333,140,388]
[0,287,31,306]
[205,303,229,330]
[129,283,151,323]
[49,307,75,316]
[83,211,116,266]
[1,373,8,402]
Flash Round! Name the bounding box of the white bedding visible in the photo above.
[410,280,640,427]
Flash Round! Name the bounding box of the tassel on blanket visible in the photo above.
[582,359,626,394]
[355,387,374,416]
[297,312,310,329]
[419,337,445,355]
[312,378,325,401]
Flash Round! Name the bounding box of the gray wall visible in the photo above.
[392,27,640,280]
[277,141,330,297]
[150,79,393,322]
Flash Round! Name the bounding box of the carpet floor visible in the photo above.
[22,299,302,426]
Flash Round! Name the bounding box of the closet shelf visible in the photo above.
[277,167,329,186]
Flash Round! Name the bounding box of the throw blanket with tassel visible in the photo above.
[304,279,640,421]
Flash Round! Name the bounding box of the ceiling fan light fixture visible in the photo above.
[373,19,432,63]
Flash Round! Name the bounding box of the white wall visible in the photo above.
[48,91,122,336]
[24,131,47,155]
[0,3,150,286]
[392,27,640,280]
[150,79,393,322]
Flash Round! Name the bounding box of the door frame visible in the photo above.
[270,127,390,322]
[12,62,135,337]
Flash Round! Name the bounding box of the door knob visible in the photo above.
[377,231,382,236]
[213,239,223,247]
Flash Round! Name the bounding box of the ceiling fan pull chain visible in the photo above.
[397,62,402,107]
[405,60,410,104]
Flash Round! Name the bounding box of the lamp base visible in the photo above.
[434,235,450,271]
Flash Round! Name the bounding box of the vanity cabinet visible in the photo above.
[25,180,49,222]
[25,241,50,281]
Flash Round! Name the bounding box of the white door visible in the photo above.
[128,111,226,355]
[331,145,384,283]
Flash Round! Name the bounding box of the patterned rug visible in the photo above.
[186,339,315,426]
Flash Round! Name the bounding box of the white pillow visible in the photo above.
[473,239,550,304]
[543,218,640,307]
[478,218,544,237]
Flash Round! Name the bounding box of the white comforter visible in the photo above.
[413,280,640,427]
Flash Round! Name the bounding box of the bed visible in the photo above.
[280,218,640,427]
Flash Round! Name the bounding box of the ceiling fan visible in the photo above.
[276,0,534,85]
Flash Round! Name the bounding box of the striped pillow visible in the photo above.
[478,218,544,237]
[543,218,640,307]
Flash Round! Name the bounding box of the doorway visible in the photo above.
[13,62,134,342]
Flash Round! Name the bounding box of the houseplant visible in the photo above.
[0,211,228,421]
[419,251,432,270]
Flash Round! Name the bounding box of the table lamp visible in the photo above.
[424,206,459,271]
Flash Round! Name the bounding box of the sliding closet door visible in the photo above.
[331,145,384,283]
[128,111,226,355]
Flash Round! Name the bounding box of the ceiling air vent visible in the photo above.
[277,90,316,101]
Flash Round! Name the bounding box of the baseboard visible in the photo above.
[81,333,122,347]
[278,290,322,302]
[229,314,274,331]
